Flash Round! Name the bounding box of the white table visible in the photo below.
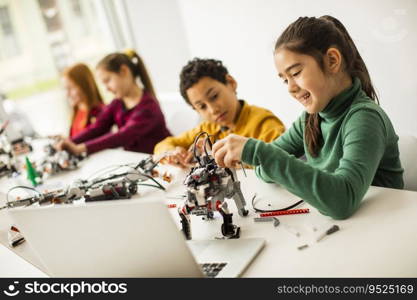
[1,148,417,277]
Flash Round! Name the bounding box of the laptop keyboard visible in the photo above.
[199,262,227,278]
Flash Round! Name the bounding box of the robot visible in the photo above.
[135,155,159,176]
[0,159,17,178]
[0,121,19,178]
[83,155,172,201]
[35,144,82,176]
[0,146,18,178]
[1,157,167,210]
[178,132,248,240]
[4,188,71,209]
[82,166,154,202]
[135,155,172,183]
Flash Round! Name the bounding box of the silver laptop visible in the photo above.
[0,99,22,143]
[0,97,36,142]
[7,198,264,278]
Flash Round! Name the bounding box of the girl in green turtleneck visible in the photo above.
[212,15,404,220]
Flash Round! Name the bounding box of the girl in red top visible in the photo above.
[62,63,105,137]
[57,50,171,155]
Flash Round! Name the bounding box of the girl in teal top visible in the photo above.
[212,15,404,219]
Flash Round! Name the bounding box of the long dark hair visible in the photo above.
[97,50,156,99]
[275,16,378,156]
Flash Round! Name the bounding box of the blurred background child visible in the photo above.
[62,63,105,138]
[57,50,171,155]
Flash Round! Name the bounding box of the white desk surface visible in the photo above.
[1,147,417,277]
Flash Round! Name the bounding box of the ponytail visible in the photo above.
[320,16,378,102]
[275,16,378,156]
[97,50,157,99]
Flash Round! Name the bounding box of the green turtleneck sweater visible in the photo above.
[242,78,404,219]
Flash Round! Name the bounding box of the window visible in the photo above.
[38,0,63,33]
[0,0,131,99]
[0,0,134,136]
[0,5,20,59]
[70,0,82,17]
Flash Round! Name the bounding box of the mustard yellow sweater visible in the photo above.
[154,100,285,154]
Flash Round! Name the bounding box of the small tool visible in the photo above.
[297,244,309,250]
[316,225,340,242]
[253,217,273,222]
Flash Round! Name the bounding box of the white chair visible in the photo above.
[398,135,417,191]
[159,93,200,136]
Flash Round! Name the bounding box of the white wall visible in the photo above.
[123,0,200,135]
[176,0,417,135]
[123,0,191,94]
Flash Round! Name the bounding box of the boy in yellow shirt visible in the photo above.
[154,58,285,167]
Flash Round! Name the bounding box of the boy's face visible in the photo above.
[186,76,240,128]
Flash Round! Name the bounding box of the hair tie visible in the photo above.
[124,48,139,65]
[124,48,135,58]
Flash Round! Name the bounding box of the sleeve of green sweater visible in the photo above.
[242,108,387,219]
[254,115,305,183]
[273,114,305,156]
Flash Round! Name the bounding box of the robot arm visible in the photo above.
[136,155,172,183]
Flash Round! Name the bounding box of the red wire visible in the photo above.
[259,208,310,217]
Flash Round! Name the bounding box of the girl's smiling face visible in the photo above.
[274,48,336,114]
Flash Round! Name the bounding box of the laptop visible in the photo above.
[7,198,265,277]
[0,97,37,143]
[0,99,22,143]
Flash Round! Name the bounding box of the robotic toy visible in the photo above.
[1,156,167,210]
[178,132,248,240]
[35,144,83,177]
[0,146,18,178]
[0,159,17,178]
[135,154,173,183]
[0,121,19,178]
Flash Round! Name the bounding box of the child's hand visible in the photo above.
[53,138,67,151]
[187,137,208,158]
[162,147,194,168]
[54,138,86,156]
[212,134,249,168]
[47,134,64,141]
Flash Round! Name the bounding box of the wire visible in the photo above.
[86,163,136,181]
[137,183,165,190]
[204,134,213,152]
[6,185,42,207]
[145,175,165,190]
[88,170,166,191]
[240,162,247,177]
[193,131,213,166]
[194,130,247,176]
[3,162,166,209]
[224,168,235,182]
[124,171,165,191]
[134,155,164,171]
[88,164,138,184]
[251,193,304,213]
